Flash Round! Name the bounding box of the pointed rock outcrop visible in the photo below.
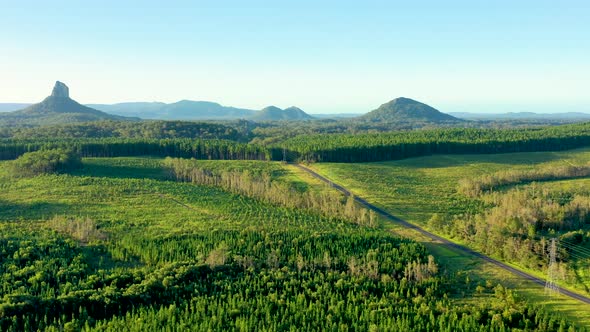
[0,81,134,125]
[51,81,70,98]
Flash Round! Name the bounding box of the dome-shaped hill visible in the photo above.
[250,106,313,121]
[360,97,459,123]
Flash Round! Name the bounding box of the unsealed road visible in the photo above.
[293,163,590,305]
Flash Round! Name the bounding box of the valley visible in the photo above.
[1,82,590,331]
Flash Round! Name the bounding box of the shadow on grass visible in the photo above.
[0,199,74,221]
[71,160,170,181]
[386,149,590,169]
[81,244,143,271]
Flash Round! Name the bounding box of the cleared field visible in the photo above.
[309,148,590,224]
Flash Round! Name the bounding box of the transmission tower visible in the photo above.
[544,238,560,295]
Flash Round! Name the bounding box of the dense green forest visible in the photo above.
[278,123,590,162]
[0,138,270,161]
[0,120,249,141]
[2,122,590,164]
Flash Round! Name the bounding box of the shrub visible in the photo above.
[7,148,81,177]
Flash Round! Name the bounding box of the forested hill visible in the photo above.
[0,82,133,126]
[360,97,460,123]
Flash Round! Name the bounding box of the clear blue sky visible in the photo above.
[1,0,589,113]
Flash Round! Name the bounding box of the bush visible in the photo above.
[7,148,81,177]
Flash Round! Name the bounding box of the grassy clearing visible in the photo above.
[0,158,355,235]
[310,148,590,224]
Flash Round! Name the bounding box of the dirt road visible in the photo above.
[292,163,590,305]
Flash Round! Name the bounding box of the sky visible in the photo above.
[1,0,589,114]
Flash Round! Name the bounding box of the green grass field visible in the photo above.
[309,148,590,224]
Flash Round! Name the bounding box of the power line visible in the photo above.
[545,238,560,296]
[558,244,590,260]
[559,240,590,257]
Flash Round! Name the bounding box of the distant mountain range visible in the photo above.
[87,101,255,120]
[0,82,133,126]
[90,102,315,121]
[0,82,316,125]
[0,103,31,112]
[2,82,589,125]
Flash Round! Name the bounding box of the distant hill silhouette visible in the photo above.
[0,103,32,112]
[250,106,313,121]
[450,111,590,121]
[0,81,132,126]
[360,97,459,123]
[89,100,255,120]
[91,102,314,121]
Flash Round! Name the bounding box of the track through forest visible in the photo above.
[292,163,590,305]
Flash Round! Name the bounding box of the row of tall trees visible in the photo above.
[458,163,590,197]
[0,138,270,161]
[164,157,377,227]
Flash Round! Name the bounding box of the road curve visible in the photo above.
[292,163,590,305]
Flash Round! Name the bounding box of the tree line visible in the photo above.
[0,120,248,141]
[458,163,590,197]
[2,122,590,163]
[277,122,590,162]
[164,157,377,227]
[0,138,270,161]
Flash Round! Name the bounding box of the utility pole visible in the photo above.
[544,238,560,296]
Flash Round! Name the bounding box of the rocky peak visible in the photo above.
[51,81,69,98]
